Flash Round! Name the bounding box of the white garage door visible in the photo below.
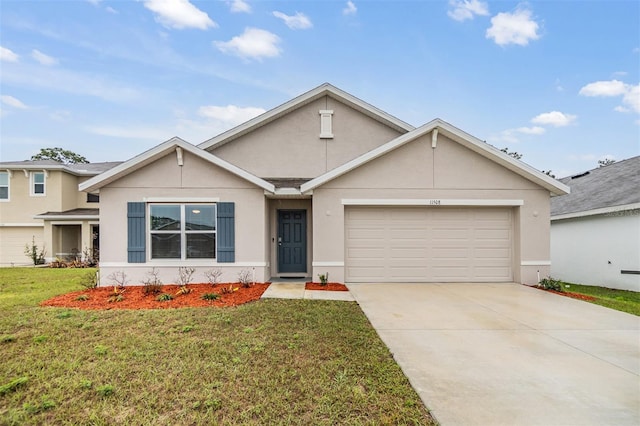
[345,207,513,282]
[0,227,44,266]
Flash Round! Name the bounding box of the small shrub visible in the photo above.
[202,293,220,301]
[176,285,192,296]
[157,293,173,302]
[107,271,128,287]
[0,377,28,395]
[204,268,223,285]
[237,268,253,288]
[539,277,564,292]
[75,294,90,301]
[97,384,114,397]
[143,268,163,295]
[79,270,99,290]
[318,272,329,286]
[176,267,195,286]
[220,284,239,295]
[24,236,46,265]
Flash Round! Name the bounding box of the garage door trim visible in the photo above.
[342,198,524,206]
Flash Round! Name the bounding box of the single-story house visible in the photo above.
[551,156,639,291]
[80,83,569,286]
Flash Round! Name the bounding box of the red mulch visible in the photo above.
[305,282,349,291]
[534,286,597,302]
[40,283,270,310]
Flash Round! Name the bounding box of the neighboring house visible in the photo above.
[551,156,640,291]
[80,83,569,286]
[0,160,121,266]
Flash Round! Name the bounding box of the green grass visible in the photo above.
[561,281,640,316]
[0,268,435,425]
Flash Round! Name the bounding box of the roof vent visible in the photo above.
[570,171,590,179]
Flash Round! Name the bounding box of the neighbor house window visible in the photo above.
[31,172,45,196]
[149,204,216,260]
[0,171,9,201]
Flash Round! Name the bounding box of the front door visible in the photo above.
[278,210,307,273]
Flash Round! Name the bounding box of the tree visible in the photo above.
[500,147,522,160]
[31,147,88,164]
[598,158,616,167]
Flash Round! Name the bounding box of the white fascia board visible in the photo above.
[521,260,551,266]
[198,83,414,151]
[143,197,221,203]
[79,137,275,193]
[551,202,640,221]
[312,261,345,267]
[0,222,45,227]
[341,199,524,206]
[34,215,98,220]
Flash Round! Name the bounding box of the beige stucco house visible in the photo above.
[80,83,569,286]
[0,160,120,266]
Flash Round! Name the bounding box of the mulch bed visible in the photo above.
[40,283,270,310]
[305,282,349,291]
[533,286,597,302]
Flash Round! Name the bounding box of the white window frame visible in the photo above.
[0,171,9,202]
[30,171,46,196]
[148,203,217,261]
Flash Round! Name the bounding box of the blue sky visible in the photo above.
[1,0,638,178]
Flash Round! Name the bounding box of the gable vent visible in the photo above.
[319,110,334,139]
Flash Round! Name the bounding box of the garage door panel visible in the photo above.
[346,207,512,283]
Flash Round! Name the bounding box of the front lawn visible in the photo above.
[0,268,435,425]
[560,281,640,316]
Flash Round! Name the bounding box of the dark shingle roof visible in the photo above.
[0,160,122,175]
[36,208,99,217]
[551,156,640,216]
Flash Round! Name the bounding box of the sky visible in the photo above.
[1,0,638,178]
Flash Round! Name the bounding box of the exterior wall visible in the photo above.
[98,150,269,286]
[311,133,551,284]
[551,213,640,291]
[210,96,403,179]
[268,198,313,278]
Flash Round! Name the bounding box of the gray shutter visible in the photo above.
[127,202,146,263]
[217,202,235,263]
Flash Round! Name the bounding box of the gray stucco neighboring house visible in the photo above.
[551,156,640,291]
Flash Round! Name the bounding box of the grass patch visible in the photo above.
[561,282,640,316]
[0,268,435,425]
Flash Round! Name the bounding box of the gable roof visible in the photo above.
[198,83,415,151]
[79,137,275,193]
[551,156,640,219]
[0,159,122,176]
[300,118,570,196]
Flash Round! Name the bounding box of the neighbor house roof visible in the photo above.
[551,156,640,220]
[300,118,570,196]
[79,137,275,193]
[198,83,415,151]
[0,160,122,176]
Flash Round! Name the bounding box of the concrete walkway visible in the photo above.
[261,282,355,301]
[348,282,640,426]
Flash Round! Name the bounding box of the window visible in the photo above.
[31,172,45,196]
[87,193,99,203]
[0,171,8,201]
[149,204,216,260]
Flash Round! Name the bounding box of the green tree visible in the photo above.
[598,158,616,167]
[500,147,523,160]
[31,147,88,164]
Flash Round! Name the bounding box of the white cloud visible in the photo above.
[198,104,265,125]
[486,7,540,46]
[343,1,357,16]
[272,11,313,30]
[447,0,489,22]
[214,28,282,60]
[516,126,545,135]
[1,46,19,62]
[144,0,217,30]
[579,80,640,114]
[31,49,58,66]
[531,111,577,127]
[105,6,118,14]
[229,0,251,13]
[1,95,28,109]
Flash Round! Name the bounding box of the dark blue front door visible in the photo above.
[278,210,307,273]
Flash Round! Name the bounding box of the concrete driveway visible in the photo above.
[348,283,640,426]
